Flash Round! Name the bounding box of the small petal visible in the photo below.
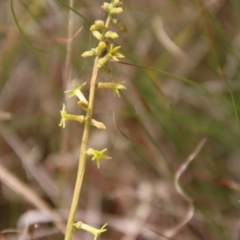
[111,53,125,62]
[115,52,125,58]
[111,45,121,54]
[108,45,125,62]
[59,104,67,128]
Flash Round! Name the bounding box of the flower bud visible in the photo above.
[90,20,105,31]
[110,7,123,15]
[92,31,102,40]
[105,31,118,39]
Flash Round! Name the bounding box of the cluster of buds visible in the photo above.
[81,0,127,72]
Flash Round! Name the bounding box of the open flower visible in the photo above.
[109,44,125,61]
[98,81,126,97]
[98,44,124,68]
[59,104,106,129]
[65,82,88,106]
[59,104,85,128]
[86,148,111,168]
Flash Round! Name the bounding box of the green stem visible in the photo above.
[64,57,99,240]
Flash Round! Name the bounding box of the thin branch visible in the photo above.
[64,0,75,86]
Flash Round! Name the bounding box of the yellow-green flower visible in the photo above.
[81,49,96,58]
[65,82,88,106]
[101,2,111,12]
[98,44,124,68]
[90,119,106,129]
[102,1,123,14]
[59,105,106,129]
[110,7,123,15]
[90,20,105,31]
[105,31,118,39]
[109,44,125,61]
[59,104,85,128]
[73,222,107,240]
[92,31,102,40]
[98,81,126,97]
[86,148,111,168]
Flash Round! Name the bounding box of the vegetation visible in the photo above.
[0,0,240,239]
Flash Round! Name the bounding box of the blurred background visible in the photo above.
[1,0,240,239]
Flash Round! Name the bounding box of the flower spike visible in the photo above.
[62,1,127,239]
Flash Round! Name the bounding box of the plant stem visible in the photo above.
[64,57,99,240]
